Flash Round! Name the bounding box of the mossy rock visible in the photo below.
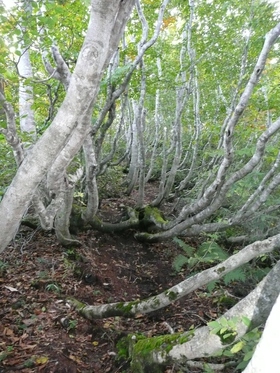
[117,332,191,373]
[138,205,167,232]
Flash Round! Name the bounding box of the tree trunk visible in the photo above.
[242,291,280,373]
[0,0,135,253]
[68,234,280,319]
[130,259,280,371]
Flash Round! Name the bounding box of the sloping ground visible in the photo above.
[0,198,231,373]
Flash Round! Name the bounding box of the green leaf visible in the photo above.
[243,350,254,361]
[242,316,251,327]
[173,237,195,256]
[223,268,246,285]
[219,317,229,327]
[207,280,217,293]
[208,320,221,331]
[172,254,189,272]
[230,341,244,354]
[197,241,228,263]
[220,327,228,334]
[236,360,249,370]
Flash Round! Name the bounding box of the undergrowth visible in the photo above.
[172,237,270,292]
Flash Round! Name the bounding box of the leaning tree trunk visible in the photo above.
[0,0,135,253]
[129,259,280,372]
[242,291,280,373]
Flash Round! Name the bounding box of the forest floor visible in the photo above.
[0,186,239,373]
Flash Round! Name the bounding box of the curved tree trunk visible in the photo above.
[68,234,280,319]
[0,0,135,253]
[130,259,280,371]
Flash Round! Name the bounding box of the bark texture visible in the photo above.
[0,0,135,253]
[242,291,280,373]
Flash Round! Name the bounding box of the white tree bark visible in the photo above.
[127,101,140,195]
[242,291,280,373]
[82,134,99,222]
[0,0,135,253]
[151,259,280,365]
[17,0,36,135]
[135,22,280,241]
[68,234,280,319]
[67,236,280,370]
[18,48,36,134]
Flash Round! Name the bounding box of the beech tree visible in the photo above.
[1,0,280,371]
[0,0,135,250]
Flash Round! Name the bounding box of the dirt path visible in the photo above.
[0,205,226,372]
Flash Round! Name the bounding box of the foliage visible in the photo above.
[0,345,13,362]
[45,283,61,293]
[209,316,239,345]
[209,316,262,371]
[0,143,16,202]
[97,166,125,199]
[117,331,193,372]
[172,236,229,270]
[173,237,269,292]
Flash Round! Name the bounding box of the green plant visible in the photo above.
[45,283,61,293]
[0,259,8,269]
[234,327,262,370]
[38,270,49,279]
[209,316,261,371]
[24,358,35,368]
[209,316,239,345]
[172,237,265,292]
[172,237,229,273]
[0,259,8,276]
[0,346,14,362]
[68,319,78,331]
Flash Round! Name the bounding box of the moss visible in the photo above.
[133,332,190,356]
[164,290,178,301]
[67,297,87,312]
[116,333,145,359]
[130,332,193,372]
[135,232,153,242]
[150,296,160,308]
[138,205,167,232]
[117,331,193,373]
[142,205,166,224]
[216,266,226,274]
[115,300,141,316]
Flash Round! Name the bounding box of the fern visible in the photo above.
[197,241,229,263]
[249,267,270,282]
[173,237,195,256]
[172,254,189,272]
[172,238,229,273]
[207,280,218,292]
[223,268,246,285]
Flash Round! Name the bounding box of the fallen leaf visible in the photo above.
[3,327,14,336]
[23,318,37,326]
[35,356,49,365]
[69,354,82,364]
[21,344,37,350]
[4,285,19,292]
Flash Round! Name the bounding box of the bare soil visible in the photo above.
[0,192,232,373]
